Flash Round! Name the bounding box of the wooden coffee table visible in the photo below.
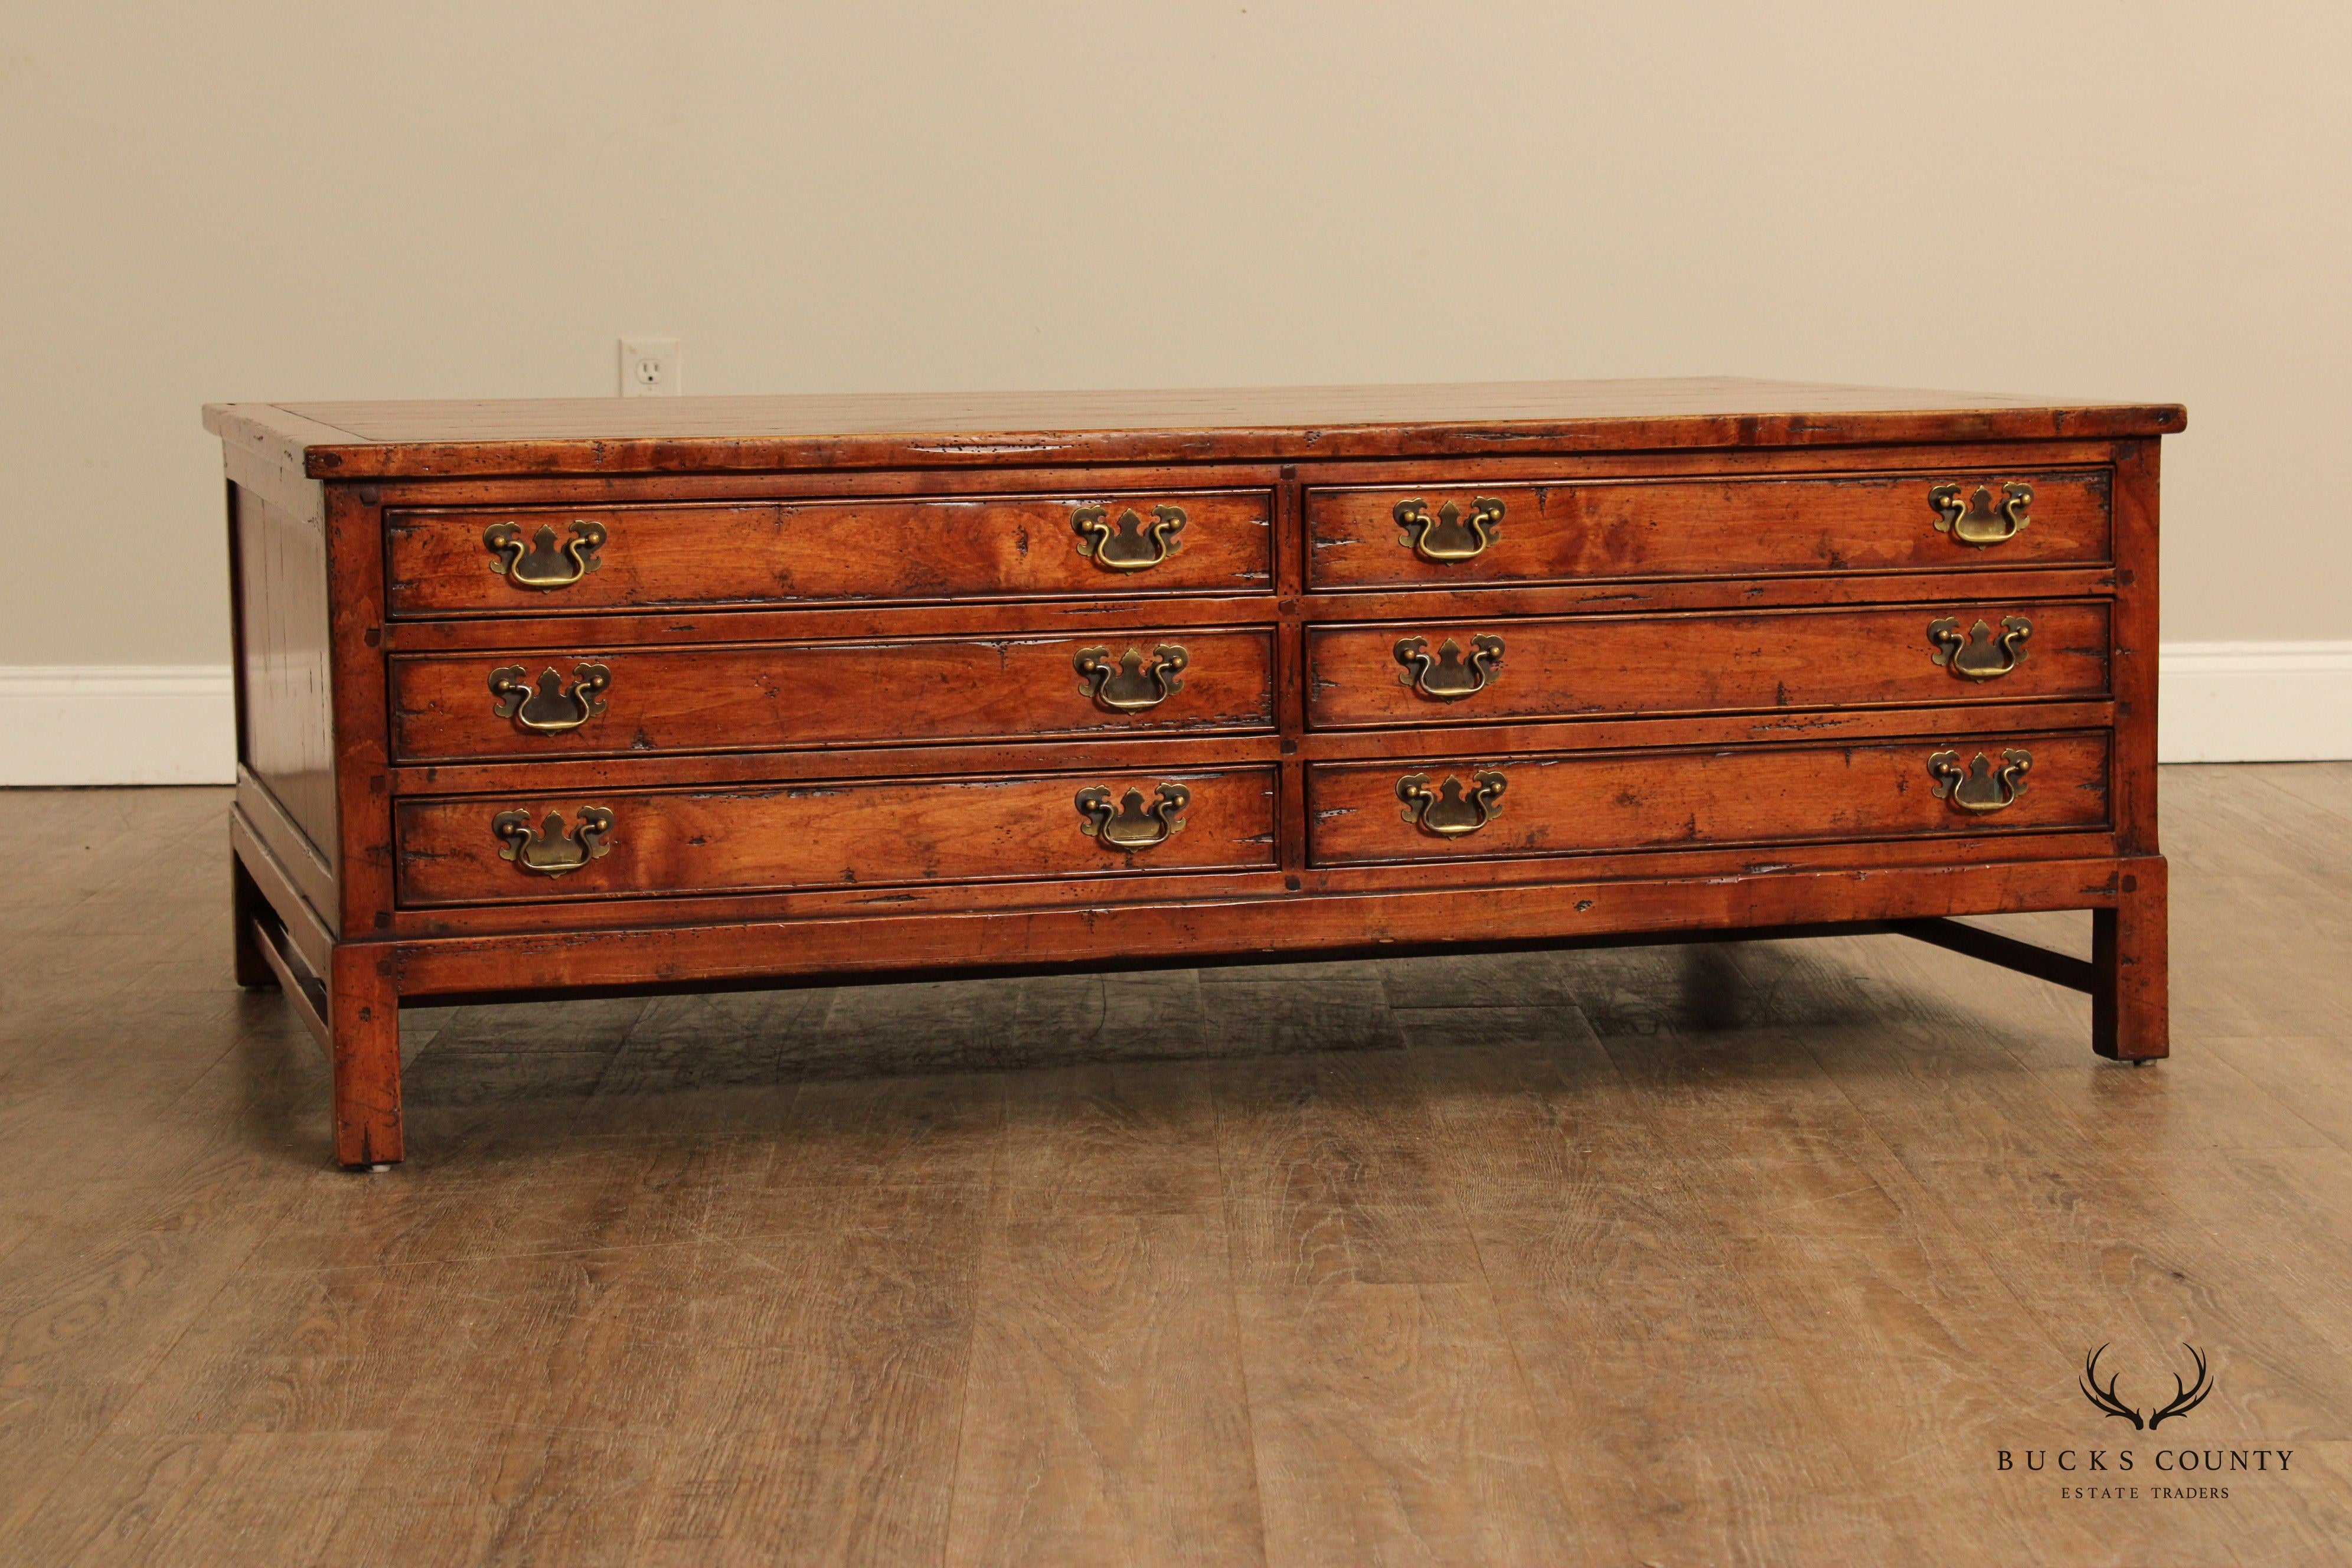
[207,380,2181,1167]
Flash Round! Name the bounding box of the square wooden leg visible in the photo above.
[2093,858,2169,1061]
[329,945,404,1168]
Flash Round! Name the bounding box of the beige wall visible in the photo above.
[2,2,2345,666]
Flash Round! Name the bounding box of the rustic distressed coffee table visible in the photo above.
[208,380,2180,1167]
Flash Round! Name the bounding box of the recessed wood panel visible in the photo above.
[1305,470,2111,590]
[1308,733,2110,866]
[390,629,1276,763]
[385,489,1273,616]
[1307,602,2112,729]
[395,766,1279,906]
[231,482,338,863]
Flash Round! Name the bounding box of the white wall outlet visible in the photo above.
[619,338,681,397]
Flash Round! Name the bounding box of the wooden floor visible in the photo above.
[2,769,2350,1566]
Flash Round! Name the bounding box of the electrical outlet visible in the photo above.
[619,338,681,397]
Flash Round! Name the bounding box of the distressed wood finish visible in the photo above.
[228,479,338,863]
[393,767,1281,906]
[209,379,2181,1165]
[385,489,1275,615]
[1306,468,2112,590]
[386,857,2132,1003]
[326,943,402,1167]
[389,629,1278,762]
[1307,600,2111,729]
[202,378,2185,477]
[1306,732,2111,867]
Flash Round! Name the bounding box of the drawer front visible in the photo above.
[391,629,1276,763]
[387,489,1274,616]
[1308,602,2109,729]
[1308,733,2108,865]
[1305,469,2109,590]
[395,767,1278,905]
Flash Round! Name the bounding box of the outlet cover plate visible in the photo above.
[619,338,681,397]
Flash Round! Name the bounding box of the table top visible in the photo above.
[204,377,2187,479]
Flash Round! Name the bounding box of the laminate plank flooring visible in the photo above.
[2,765,2349,1565]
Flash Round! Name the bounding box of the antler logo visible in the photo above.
[2079,1343,2213,1430]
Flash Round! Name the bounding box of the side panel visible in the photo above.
[228,470,338,873]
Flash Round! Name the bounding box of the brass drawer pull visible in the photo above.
[492,806,615,874]
[1397,770,1507,837]
[1074,644,1188,711]
[1076,782,1190,850]
[1394,495,1503,563]
[1929,482,2032,547]
[484,519,608,588]
[489,662,613,732]
[1395,634,1505,701]
[1072,504,1186,571]
[1928,749,2031,814]
[1927,616,2031,680]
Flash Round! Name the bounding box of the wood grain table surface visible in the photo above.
[2,765,2347,1566]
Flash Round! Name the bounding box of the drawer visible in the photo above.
[1308,602,2109,729]
[1308,732,2108,865]
[395,766,1278,905]
[390,629,1276,763]
[386,488,1274,616]
[1305,469,2109,590]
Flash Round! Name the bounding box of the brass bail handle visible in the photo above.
[1074,644,1189,712]
[1927,749,2032,814]
[1395,633,1505,701]
[1397,770,1508,837]
[492,805,616,874]
[1394,495,1504,563]
[1072,503,1187,572]
[1926,616,2031,681]
[1075,782,1191,850]
[489,662,613,732]
[1929,482,2032,547]
[484,519,608,589]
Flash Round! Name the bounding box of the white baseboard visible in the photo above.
[2160,642,2352,763]
[0,666,237,785]
[0,645,2345,784]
